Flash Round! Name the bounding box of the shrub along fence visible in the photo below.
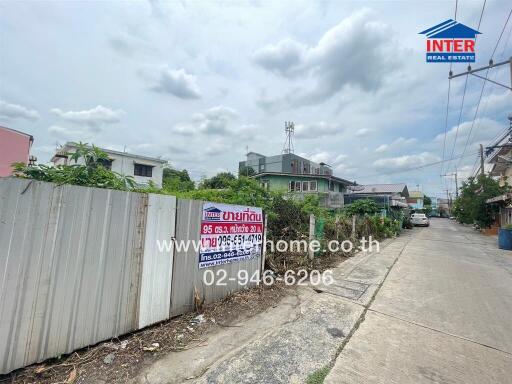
[0,178,263,374]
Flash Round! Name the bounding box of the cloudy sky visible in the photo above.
[1,0,511,198]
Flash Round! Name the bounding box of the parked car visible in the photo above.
[411,213,430,227]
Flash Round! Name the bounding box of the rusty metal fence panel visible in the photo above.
[0,178,145,374]
[170,199,262,317]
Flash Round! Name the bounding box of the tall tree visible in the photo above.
[162,167,195,191]
[453,175,508,227]
[199,172,236,189]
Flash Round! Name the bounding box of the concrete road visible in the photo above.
[325,218,512,384]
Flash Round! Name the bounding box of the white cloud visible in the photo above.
[373,152,440,170]
[254,8,403,106]
[304,151,347,166]
[253,39,306,77]
[151,67,201,99]
[0,100,39,121]
[375,137,417,153]
[295,121,342,139]
[472,91,512,115]
[355,128,372,137]
[47,124,103,142]
[172,105,242,136]
[51,105,123,128]
[433,117,503,155]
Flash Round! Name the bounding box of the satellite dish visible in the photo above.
[347,185,365,192]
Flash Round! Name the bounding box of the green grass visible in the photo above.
[306,366,331,384]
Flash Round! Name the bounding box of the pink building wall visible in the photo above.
[0,126,33,177]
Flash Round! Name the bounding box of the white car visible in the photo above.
[411,213,430,227]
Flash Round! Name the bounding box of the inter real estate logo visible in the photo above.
[419,19,481,63]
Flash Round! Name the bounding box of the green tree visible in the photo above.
[423,195,432,206]
[238,165,256,177]
[162,167,195,191]
[199,172,236,189]
[344,199,380,216]
[453,175,508,227]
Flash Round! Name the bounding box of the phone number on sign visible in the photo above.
[202,269,333,286]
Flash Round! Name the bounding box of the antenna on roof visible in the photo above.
[282,121,295,154]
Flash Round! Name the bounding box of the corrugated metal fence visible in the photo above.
[0,178,262,374]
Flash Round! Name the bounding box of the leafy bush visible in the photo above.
[12,143,135,190]
[343,199,379,216]
[162,167,194,191]
[198,172,236,189]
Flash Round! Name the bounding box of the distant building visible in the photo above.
[407,191,425,210]
[51,142,167,187]
[344,183,410,214]
[0,126,34,177]
[436,198,450,217]
[239,152,354,209]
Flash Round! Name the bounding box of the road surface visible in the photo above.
[325,218,512,384]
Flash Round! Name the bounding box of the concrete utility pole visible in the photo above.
[442,171,459,197]
[480,144,485,177]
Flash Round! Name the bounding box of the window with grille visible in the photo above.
[134,163,153,177]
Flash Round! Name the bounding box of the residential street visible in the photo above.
[132,218,512,384]
[325,218,512,384]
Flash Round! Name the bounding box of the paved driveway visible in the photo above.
[325,218,512,384]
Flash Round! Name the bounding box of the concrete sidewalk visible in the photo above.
[325,218,512,384]
[132,231,412,384]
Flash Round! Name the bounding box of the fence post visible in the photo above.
[261,213,267,278]
[309,213,315,260]
[351,215,356,239]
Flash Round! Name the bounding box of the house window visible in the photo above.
[329,181,334,191]
[310,181,317,191]
[261,180,269,190]
[295,181,301,191]
[302,181,309,192]
[289,181,295,191]
[134,163,153,177]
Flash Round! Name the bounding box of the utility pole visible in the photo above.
[480,144,485,177]
[441,171,458,197]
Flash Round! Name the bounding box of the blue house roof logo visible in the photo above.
[419,19,481,63]
[203,206,222,221]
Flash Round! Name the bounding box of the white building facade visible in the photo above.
[51,143,167,187]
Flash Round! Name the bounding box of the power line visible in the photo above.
[491,7,512,58]
[451,4,511,175]
[440,0,460,185]
[440,76,452,177]
[448,74,469,168]
[357,151,478,180]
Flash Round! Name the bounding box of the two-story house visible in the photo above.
[51,142,167,187]
[239,152,354,209]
